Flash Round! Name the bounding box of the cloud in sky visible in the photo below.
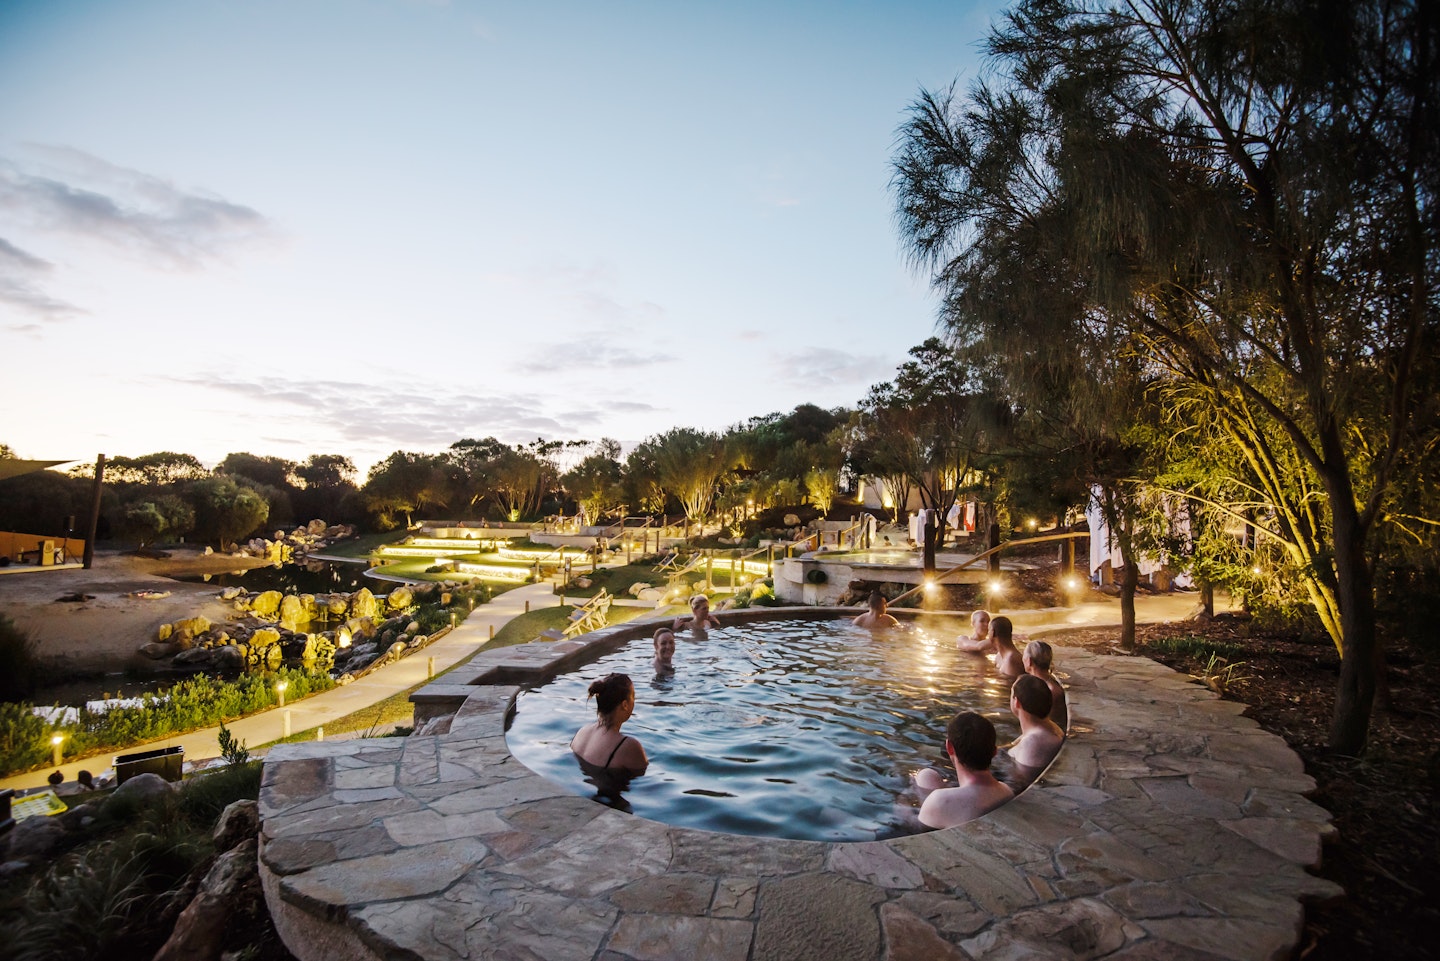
[0,145,275,269]
[0,236,81,326]
[181,374,663,461]
[773,346,901,391]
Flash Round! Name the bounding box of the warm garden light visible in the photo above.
[923,578,936,593]
[51,733,64,766]
[1251,566,1262,575]
[276,680,288,707]
[1066,577,1080,591]
[988,580,1005,595]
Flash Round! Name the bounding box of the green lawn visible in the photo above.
[322,530,410,558]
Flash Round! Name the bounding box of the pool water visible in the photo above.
[506,618,1021,842]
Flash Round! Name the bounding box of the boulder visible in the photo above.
[324,594,349,616]
[173,648,215,667]
[140,641,181,659]
[278,595,306,631]
[307,519,327,535]
[250,591,283,618]
[249,628,282,650]
[212,798,259,851]
[107,772,174,809]
[2,816,67,862]
[212,645,245,671]
[203,545,214,556]
[350,587,378,620]
[628,581,650,597]
[157,622,174,641]
[387,586,414,610]
[637,587,666,602]
[784,514,802,527]
[404,620,420,635]
[151,838,258,961]
[174,616,212,636]
[256,645,282,670]
[173,627,195,650]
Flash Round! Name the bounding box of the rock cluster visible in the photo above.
[233,519,356,563]
[139,581,443,677]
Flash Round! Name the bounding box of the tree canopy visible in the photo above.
[892,0,1439,753]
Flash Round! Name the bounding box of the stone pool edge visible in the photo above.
[258,608,1343,961]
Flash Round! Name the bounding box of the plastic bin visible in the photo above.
[114,745,184,784]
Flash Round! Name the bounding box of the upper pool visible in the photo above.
[505,616,1021,842]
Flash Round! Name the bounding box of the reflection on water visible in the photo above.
[506,617,1020,842]
[166,561,374,594]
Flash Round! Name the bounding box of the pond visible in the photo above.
[165,560,376,594]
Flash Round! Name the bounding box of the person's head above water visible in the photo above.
[653,628,676,659]
[1011,674,1053,718]
[1024,640,1053,672]
[588,673,634,727]
[868,591,888,613]
[690,595,710,613]
[990,615,1014,644]
[946,711,999,772]
[971,609,991,634]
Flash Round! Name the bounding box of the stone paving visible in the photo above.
[258,609,1341,961]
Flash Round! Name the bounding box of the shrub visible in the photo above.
[0,700,52,774]
[0,613,37,701]
[0,667,335,777]
[1,760,262,961]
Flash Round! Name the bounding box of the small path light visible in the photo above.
[276,679,288,707]
[51,733,64,767]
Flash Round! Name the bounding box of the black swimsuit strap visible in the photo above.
[603,735,629,768]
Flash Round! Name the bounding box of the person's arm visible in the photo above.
[956,636,991,652]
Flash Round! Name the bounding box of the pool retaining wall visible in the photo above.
[258,608,1341,961]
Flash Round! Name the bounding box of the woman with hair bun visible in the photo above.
[570,672,648,775]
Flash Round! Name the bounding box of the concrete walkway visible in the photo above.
[4,587,1228,793]
[2,582,562,792]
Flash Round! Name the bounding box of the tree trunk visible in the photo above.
[1118,560,1138,650]
[1327,491,1377,756]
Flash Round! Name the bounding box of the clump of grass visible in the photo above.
[1145,634,1245,661]
[1,760,264,961]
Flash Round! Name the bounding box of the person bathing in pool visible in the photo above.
[1004,674,1064,789]
[853,590,900,629]
[674,594,722,634]
[652,627,676,673]
[571,673,648,776]
[911,712,1014,828]
[956,609,993,653]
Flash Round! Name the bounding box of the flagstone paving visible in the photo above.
[258,609,1341,961]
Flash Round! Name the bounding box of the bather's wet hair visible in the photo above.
[990,615,1014,643]
[1025,640,1053,671]
[689,594,709,611]
[868,591,887,611]
[588,673,633,725]
[946,712,998,772]
[1012,674,1053,718]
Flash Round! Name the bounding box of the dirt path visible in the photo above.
[0,549,270,674]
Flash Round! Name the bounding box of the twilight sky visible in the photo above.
[0,0,1002,477]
